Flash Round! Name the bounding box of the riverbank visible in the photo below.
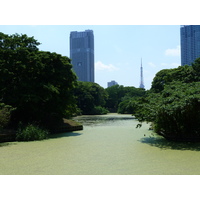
[51,119,83,134]
[0,119,83,143]
[2,114,200,175]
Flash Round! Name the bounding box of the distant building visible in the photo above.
[180,25,200,66]
[139,59,145,89]
[70,30,94,82]
[107,80,118,87]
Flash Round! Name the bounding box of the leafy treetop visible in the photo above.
[0,32,77,129]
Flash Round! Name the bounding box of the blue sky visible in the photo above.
[0,25,181,89]
[1,1,198,90]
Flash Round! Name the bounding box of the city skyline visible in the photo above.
[0,25,181,89]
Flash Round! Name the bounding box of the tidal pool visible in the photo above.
[1,113,200,175]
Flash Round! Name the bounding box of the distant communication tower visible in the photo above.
[139,58,145,89]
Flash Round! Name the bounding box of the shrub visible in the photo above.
[16,123,49,141]
[92,106,109,115]
[0,103,14,129]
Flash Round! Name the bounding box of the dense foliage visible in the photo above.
[134,58,200,141]
[16,123,49,141]
[0,32,77,129]
[117,98,139,114]
[0,103,14,129]
[105,85,145,112]
[73,83,145,115]
[74,81,109,115]
[134,82,200,141]
[151,58,200,93]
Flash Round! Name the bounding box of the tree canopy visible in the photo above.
[134,82,200,141]
[134,58,200,141]
[74,81,108,115]
[151,58,200,93]
[105,85,146,113]
[0,32,77,128]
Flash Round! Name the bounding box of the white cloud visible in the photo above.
[161,62,180,68]
[165,45,180,56]
[148,62,157,68]
[95,61,119,71]
[148,62,180,69]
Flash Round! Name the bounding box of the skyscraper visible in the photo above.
[180,25,200,66]
[70,30,94,82]
[139,59,145,89]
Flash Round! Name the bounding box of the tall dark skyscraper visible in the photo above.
[181,25,200,66]
[70,30,94,82]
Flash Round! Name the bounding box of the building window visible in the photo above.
[77,62,82,67]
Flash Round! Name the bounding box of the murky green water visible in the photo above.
[1,113,200,175]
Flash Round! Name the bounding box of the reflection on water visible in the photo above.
[0,142,10,147]
[74,114,135,126]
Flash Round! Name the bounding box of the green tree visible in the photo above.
[0,103,14,129]
[105,85,123,112]
[118,97,139,114]
[151,58,200,93]
[74,81,108,115]
[135,82,200,141]
[106,85,145,112]
[0,32,77,128]
[132,58,200,141]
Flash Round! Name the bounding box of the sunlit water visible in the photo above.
[1,113,200,175]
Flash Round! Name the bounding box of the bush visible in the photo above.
[16,124,49,141]
[91,106,109,115]
[0,103,14,129]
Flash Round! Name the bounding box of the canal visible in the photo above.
[1,113,200,175]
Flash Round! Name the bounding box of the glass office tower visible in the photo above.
[181,25,200,66]
[70,30,94,82]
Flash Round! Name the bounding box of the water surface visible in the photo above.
[1,113,200,175]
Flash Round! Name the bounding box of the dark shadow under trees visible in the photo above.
[48,132,82,139]
[140,136,200,151]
